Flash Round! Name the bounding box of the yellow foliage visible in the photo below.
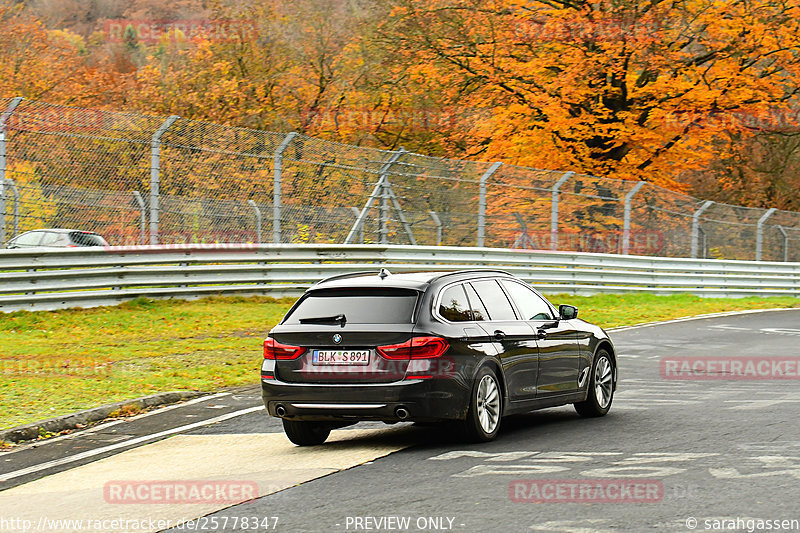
[5,161,57,232]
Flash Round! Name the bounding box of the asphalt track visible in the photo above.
[2,309,800,533]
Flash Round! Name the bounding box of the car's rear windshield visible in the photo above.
[69,232,107,247]
[283,288,419,324]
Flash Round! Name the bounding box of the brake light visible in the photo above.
[263,337,306,360]
[376,339,410,359]
[377,336,449,360]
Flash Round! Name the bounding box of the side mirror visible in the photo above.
[559,304,578,320]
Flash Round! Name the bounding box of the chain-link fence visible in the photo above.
[1,97,800,261]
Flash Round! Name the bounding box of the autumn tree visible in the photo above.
[687,129,800,211]
[0,2,125,105]
[377,0,800,189]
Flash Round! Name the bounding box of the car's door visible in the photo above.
[468,279,540,402]
[500,279,581,397]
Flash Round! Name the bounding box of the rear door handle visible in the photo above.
[493,330,506,340]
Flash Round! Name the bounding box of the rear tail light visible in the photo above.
[263,337,306,360]
[377,336,449,360]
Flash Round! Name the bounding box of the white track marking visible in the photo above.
[0,406,263,482]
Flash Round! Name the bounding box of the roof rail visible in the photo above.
[429,269,511,283]
[313,270,381,285]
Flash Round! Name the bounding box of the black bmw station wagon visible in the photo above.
[261,269,616,445]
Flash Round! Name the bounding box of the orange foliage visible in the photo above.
[379,0,800,188]
[3,0,800,200]
[0,3,125,105]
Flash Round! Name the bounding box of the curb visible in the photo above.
[0,390,206,445]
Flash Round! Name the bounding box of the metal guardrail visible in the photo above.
[1,244,799,312]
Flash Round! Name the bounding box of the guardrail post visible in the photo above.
[477,162,502,247]
[429,210,443,246]
[777,225,789,262]
[622,181,646,255]
[550,171,574,251]
[755,207,777,261]
[273,132,298,244]
[132,191,146,245]
[0,97,23,248]
[691,200,714,258]
[248,200,263,244]
[149,115,179,245]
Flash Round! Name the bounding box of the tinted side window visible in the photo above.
[70,232,106,246]
[438,284,472,322]
[471,280,517,321]
[501,280,554,320]
[464,283,488,321]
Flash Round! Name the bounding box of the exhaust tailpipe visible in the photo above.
[395,407,409,420]
[275,405,287,417]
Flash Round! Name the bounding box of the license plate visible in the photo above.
[312,350,370,365]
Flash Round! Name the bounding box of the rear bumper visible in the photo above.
[261,376,470,422]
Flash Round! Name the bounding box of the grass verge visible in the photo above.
[1,293,798,430]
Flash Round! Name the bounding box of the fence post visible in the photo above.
[755,207,777,261]
[349,207,364,243]
[7,179,19,238]
[345,149,406,244]
[248,200,263,244]
[622,181,646,255]
[132,191,146,245]
[149,115,179,245]
[691,200,714,258]
[379,179,390,244]
[777,225,789,262]
[699,227,707,258]
[273,132,298,244]
[429,210,443,246]
[512,212,534,249]
[0,97,23,248]
[550,171,574,251]
[477,162,502,247]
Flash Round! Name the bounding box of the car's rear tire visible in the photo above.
[282,419,331,446]
[462,365,502,442]
[574,349,615,417]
